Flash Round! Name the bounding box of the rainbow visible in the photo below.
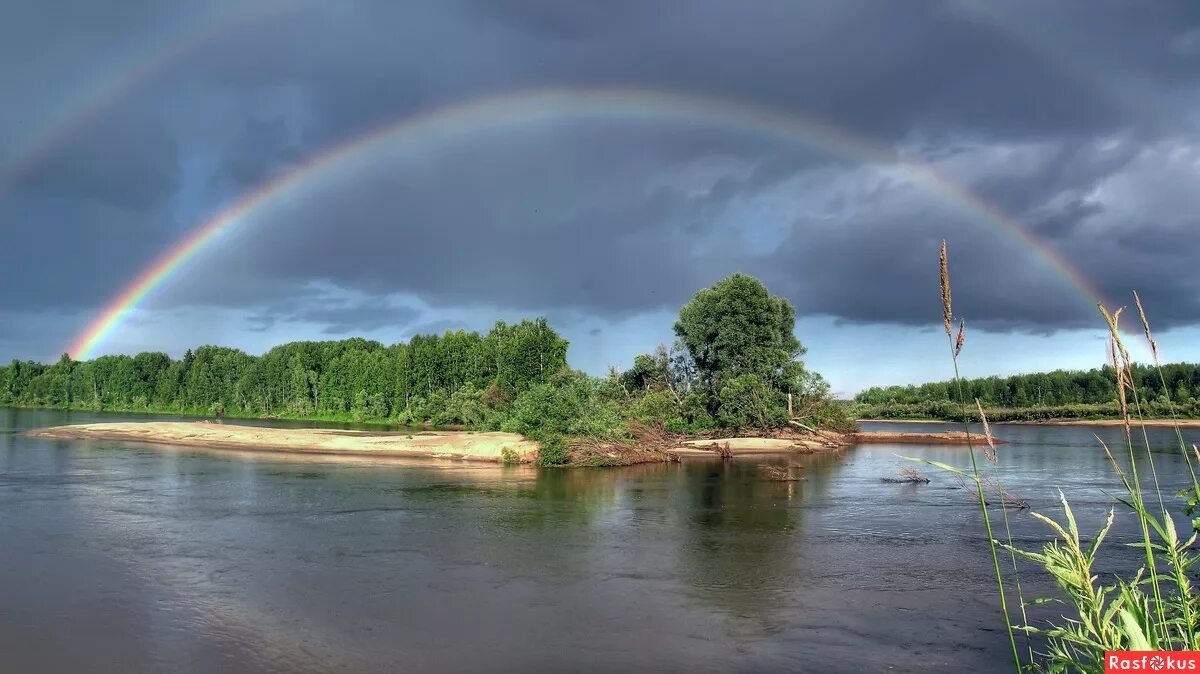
[67,86,1109,359]
[0,0,299,197]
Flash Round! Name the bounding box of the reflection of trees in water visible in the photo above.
[674,453,844,620]
[397,466,650,583]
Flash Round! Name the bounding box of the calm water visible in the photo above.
[3,408,1199,673]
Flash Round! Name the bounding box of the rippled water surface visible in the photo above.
[3,408,1199,672]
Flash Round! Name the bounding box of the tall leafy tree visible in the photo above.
[673,273,806,394]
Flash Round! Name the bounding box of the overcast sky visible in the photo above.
[2,0,1198,395]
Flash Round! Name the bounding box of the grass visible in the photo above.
[912,241,1200,671]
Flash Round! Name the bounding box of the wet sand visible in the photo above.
[28,421,999,467]
[849,430,1007,445]
[855,418,955,424]
[28,422,540,463]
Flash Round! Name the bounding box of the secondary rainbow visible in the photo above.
[0,0,299,196]
[68,86,1110,359]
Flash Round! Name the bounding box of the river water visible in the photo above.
[2,408,1198,673]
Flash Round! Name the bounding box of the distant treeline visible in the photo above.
[853,363,1200,420]
[1,318,567,422]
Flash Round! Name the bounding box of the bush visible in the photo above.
[665,417,691,433]
[501,383,578,438]
[715,374,787,429]
[536,434,569,466]
[628,390,678,428]
[482,382,511,409]
[498,379,628,441]
[437,384,487,426]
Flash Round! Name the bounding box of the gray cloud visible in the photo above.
[1,0,1199,360]
[245,292,422,335]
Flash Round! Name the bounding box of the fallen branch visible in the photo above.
[881,467,930,484]
[758,463,803,481]
[788,420,842,443]
[958,477,1029,509]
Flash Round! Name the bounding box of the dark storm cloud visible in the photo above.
[1,0,1199,356]
[213,115,304,191]
[247,297,421,336]
[9,107,181,210]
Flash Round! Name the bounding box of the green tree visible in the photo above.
[673,273,808,426]
[673,273,804,392]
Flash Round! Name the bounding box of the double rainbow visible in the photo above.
[67,87,1107,359]
[0,0,299,197]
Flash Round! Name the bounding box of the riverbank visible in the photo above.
[859,416,1200,428]
[1005,418,1200,427]
[28,422,540,463]
[856,418,955,424]
[28,421,1003,466]
[849,430,1007,444]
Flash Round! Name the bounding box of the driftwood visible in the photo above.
[758,463,804,481]
[788,420,842,443]
[958,477,1030,509]
[880,467,930,484]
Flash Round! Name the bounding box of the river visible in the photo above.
[2,408,1198,672]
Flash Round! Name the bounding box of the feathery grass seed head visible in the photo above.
[939,240,952,336]
[1133,291,1159,361]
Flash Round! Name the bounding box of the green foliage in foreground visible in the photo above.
[1,274,852,465]
[919,242,1200,672]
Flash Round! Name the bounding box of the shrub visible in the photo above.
[482,382,511,409]
[715,374,787,429]
[437,384,487,426]
[501,383,578,438]
[536,434,569,466]
[497,379,628,442]
[628,390,678,428]
[665,417,690,434]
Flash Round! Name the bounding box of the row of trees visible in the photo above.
[853,362,1200,419]
[2,274,849,462]
[0,318,568,422]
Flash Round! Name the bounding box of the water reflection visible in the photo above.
[4,409,1200,672]
[673,454,841,619]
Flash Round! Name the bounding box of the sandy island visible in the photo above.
[29,422,541,463]
[849,430,1007,445]
[855,418,955,424]
[27,422,1002,465]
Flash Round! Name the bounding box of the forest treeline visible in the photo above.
[1,274,848,463]
[2,318,568,421]
[853,362,1200,420]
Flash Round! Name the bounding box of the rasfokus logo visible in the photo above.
[1106,652,1200,672]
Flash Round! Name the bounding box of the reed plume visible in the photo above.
[939,240,952,336]
[1133,291,1159,361]
[976,398,996,463]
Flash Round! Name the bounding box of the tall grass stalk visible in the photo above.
[1132,291,1200,518]
[934,241,1023,668]
[1100,306,1172,649]
[914,243,1200,670]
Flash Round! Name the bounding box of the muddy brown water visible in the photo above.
[3,408,1198,673]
